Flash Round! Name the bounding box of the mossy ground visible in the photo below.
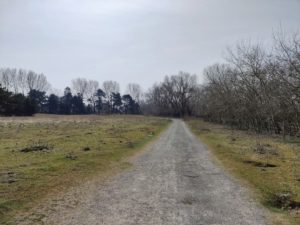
[0,114,170,224]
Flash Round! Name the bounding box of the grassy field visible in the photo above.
[0,114,170,224]
[186,119,300,225]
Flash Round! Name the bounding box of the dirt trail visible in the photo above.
[25,120,267,225]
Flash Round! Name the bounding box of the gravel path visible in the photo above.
[44,120,267,225]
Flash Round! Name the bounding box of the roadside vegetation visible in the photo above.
[0,114,170,224]
[186,119,300,225]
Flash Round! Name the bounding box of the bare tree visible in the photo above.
[72,78,88,98]
[103,80,120,95]
[86,80,99,111]
[17,69,28,94]
[145,72,198,117]
[26,71,50,92]
[102,81,120,113]
[195,31,300,135]
[126,83,142,103]
[0,68,50,94]
[36,73,50,91]
[0,68,12,91]
[8,69,18,93]
[26,70,37,91]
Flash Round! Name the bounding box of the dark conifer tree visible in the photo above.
[112,92,122,113]
[47,94,59,114]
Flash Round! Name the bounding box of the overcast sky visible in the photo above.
[0,0,300,92]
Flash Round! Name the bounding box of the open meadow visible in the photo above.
[186,119,300,225]
[0,114,170,224]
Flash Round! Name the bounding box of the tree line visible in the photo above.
[144,32,300,136]
[0,71,141,116]
[1,31,300,136]
[143,72,200,117]
[196,32,300,136]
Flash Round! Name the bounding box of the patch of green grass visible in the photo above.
[0,115,170,224]
[186,119,300,225]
